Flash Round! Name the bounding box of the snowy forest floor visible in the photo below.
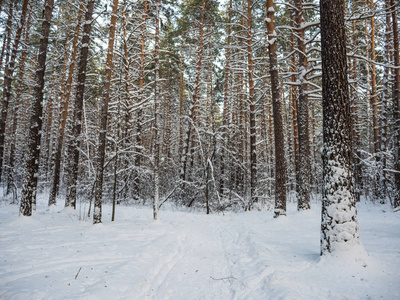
[0,193,399,300]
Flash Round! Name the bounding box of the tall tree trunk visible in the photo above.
[369,0,381,201]
[266,0,287,217]
[320,0,361,254]
[93,0,119,224]
[390,0,400,208]
[65,0,96,208]
[0,1,13,76]
[134,0,148,201]
[179,53,184,158]
[20,0,54,216]
[247,0,257,207]
[220,0,233,198]
[7,2,32,195]
[153,0,162,220]
[290,2,299,197]
[350,5,362,202]
[294,0,311,210]
[0,0,29,183]
[181,0,206,185]
[48,1,84,206]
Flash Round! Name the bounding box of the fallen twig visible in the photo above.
[75,267,82,280]
[210,275,236,283]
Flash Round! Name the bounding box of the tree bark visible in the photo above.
[266,0,287,217]
[181,0,206,185]
[20,0,54,216]
[248,0,257,207]
[389,0,400,208]
[294,0,311,210]
[0,0,29,183]
[93,0,119,224]
[320,0,361,254]
[153,0,162,220]
[134,0,148,201]
[48,1,84,206]
[7,2,32,195]
[65,0,96,208]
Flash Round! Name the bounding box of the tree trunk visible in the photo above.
[93,0,119,224]
[220,0,233,198]
[387,0,400,208]
[48,1,84,206]
[294,0,311,210]
[289,2,299,197]
[0,0,29,183]
[65,0,96,208]
[181,0,206,185]
[20,0,54,216]
[248,0,257,207]
[320,0,361,254]
[0,1,13,78]
[153,0,162,220]
[134,0,148,201]
[266,0,287,217]
[7,2,32,195]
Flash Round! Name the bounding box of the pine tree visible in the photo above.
[20,0,54,216]
[65,0,96,208]
[320,0,361,254]
[294,0,311,211]
[266,0,287,217]
[93,0,119,224]
[0,0,29,184]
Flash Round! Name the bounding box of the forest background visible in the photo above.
[0,0,399,221]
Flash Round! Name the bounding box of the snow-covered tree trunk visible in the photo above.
[153,0,162,220]
[220,0,233,198]
[65,0,96,208]
[247,0,257,207]
[389,0,400,208]
[181,0,206,185]
[48,1,84,207]
[20,0,54,216]
[320,0,361,254]
[0,0,29,184]
[266,0,287,217]
[7,3,32,196]
[294,0,311,211]
[93,0,119,224]
[134,0,148,202]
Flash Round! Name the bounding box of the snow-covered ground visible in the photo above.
[0,194,399,300]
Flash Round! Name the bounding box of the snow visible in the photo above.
[0,194,399,299]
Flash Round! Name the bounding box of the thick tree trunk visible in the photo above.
[294,0,311,210]
[93,0,119,224]
[20,0,54,216]
[320,0,361,254]
[266,0,287,217]
[65,0,96,208]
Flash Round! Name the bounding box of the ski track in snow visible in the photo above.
[0,194,399,300]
